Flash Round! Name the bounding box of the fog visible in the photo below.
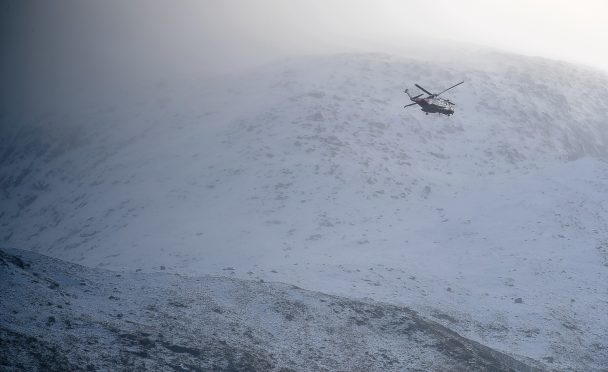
[2,0,607,114]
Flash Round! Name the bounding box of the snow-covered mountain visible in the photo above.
[2,50,608,369]
[1,248,544,371]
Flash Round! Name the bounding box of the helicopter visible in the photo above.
[404,81,464,116]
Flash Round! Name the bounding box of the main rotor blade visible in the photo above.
[414,84,433,96]
[403,102,418,108]
[411,94,423,100]
[436,81,464,96]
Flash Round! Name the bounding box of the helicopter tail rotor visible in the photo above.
[404,88,414,100]
[405,89,423,101]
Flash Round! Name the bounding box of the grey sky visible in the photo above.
[2,0,607,96]
[144,0,608,73]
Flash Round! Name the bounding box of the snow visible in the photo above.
[2,50,608,369]
[0,248,543,371]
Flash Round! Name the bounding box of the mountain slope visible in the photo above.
[0,248,545,371]
[1,51,608,369]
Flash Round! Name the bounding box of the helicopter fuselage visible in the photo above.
[413,97,455,116]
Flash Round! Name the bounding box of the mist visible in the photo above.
[2,0,607,155]
[3,0,607,93]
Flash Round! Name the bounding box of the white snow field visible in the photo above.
[2,50,608,370]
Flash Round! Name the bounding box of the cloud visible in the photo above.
[1,0,606,114]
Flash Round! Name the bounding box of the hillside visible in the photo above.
[1,51,608,369]
[0,248,545,371]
